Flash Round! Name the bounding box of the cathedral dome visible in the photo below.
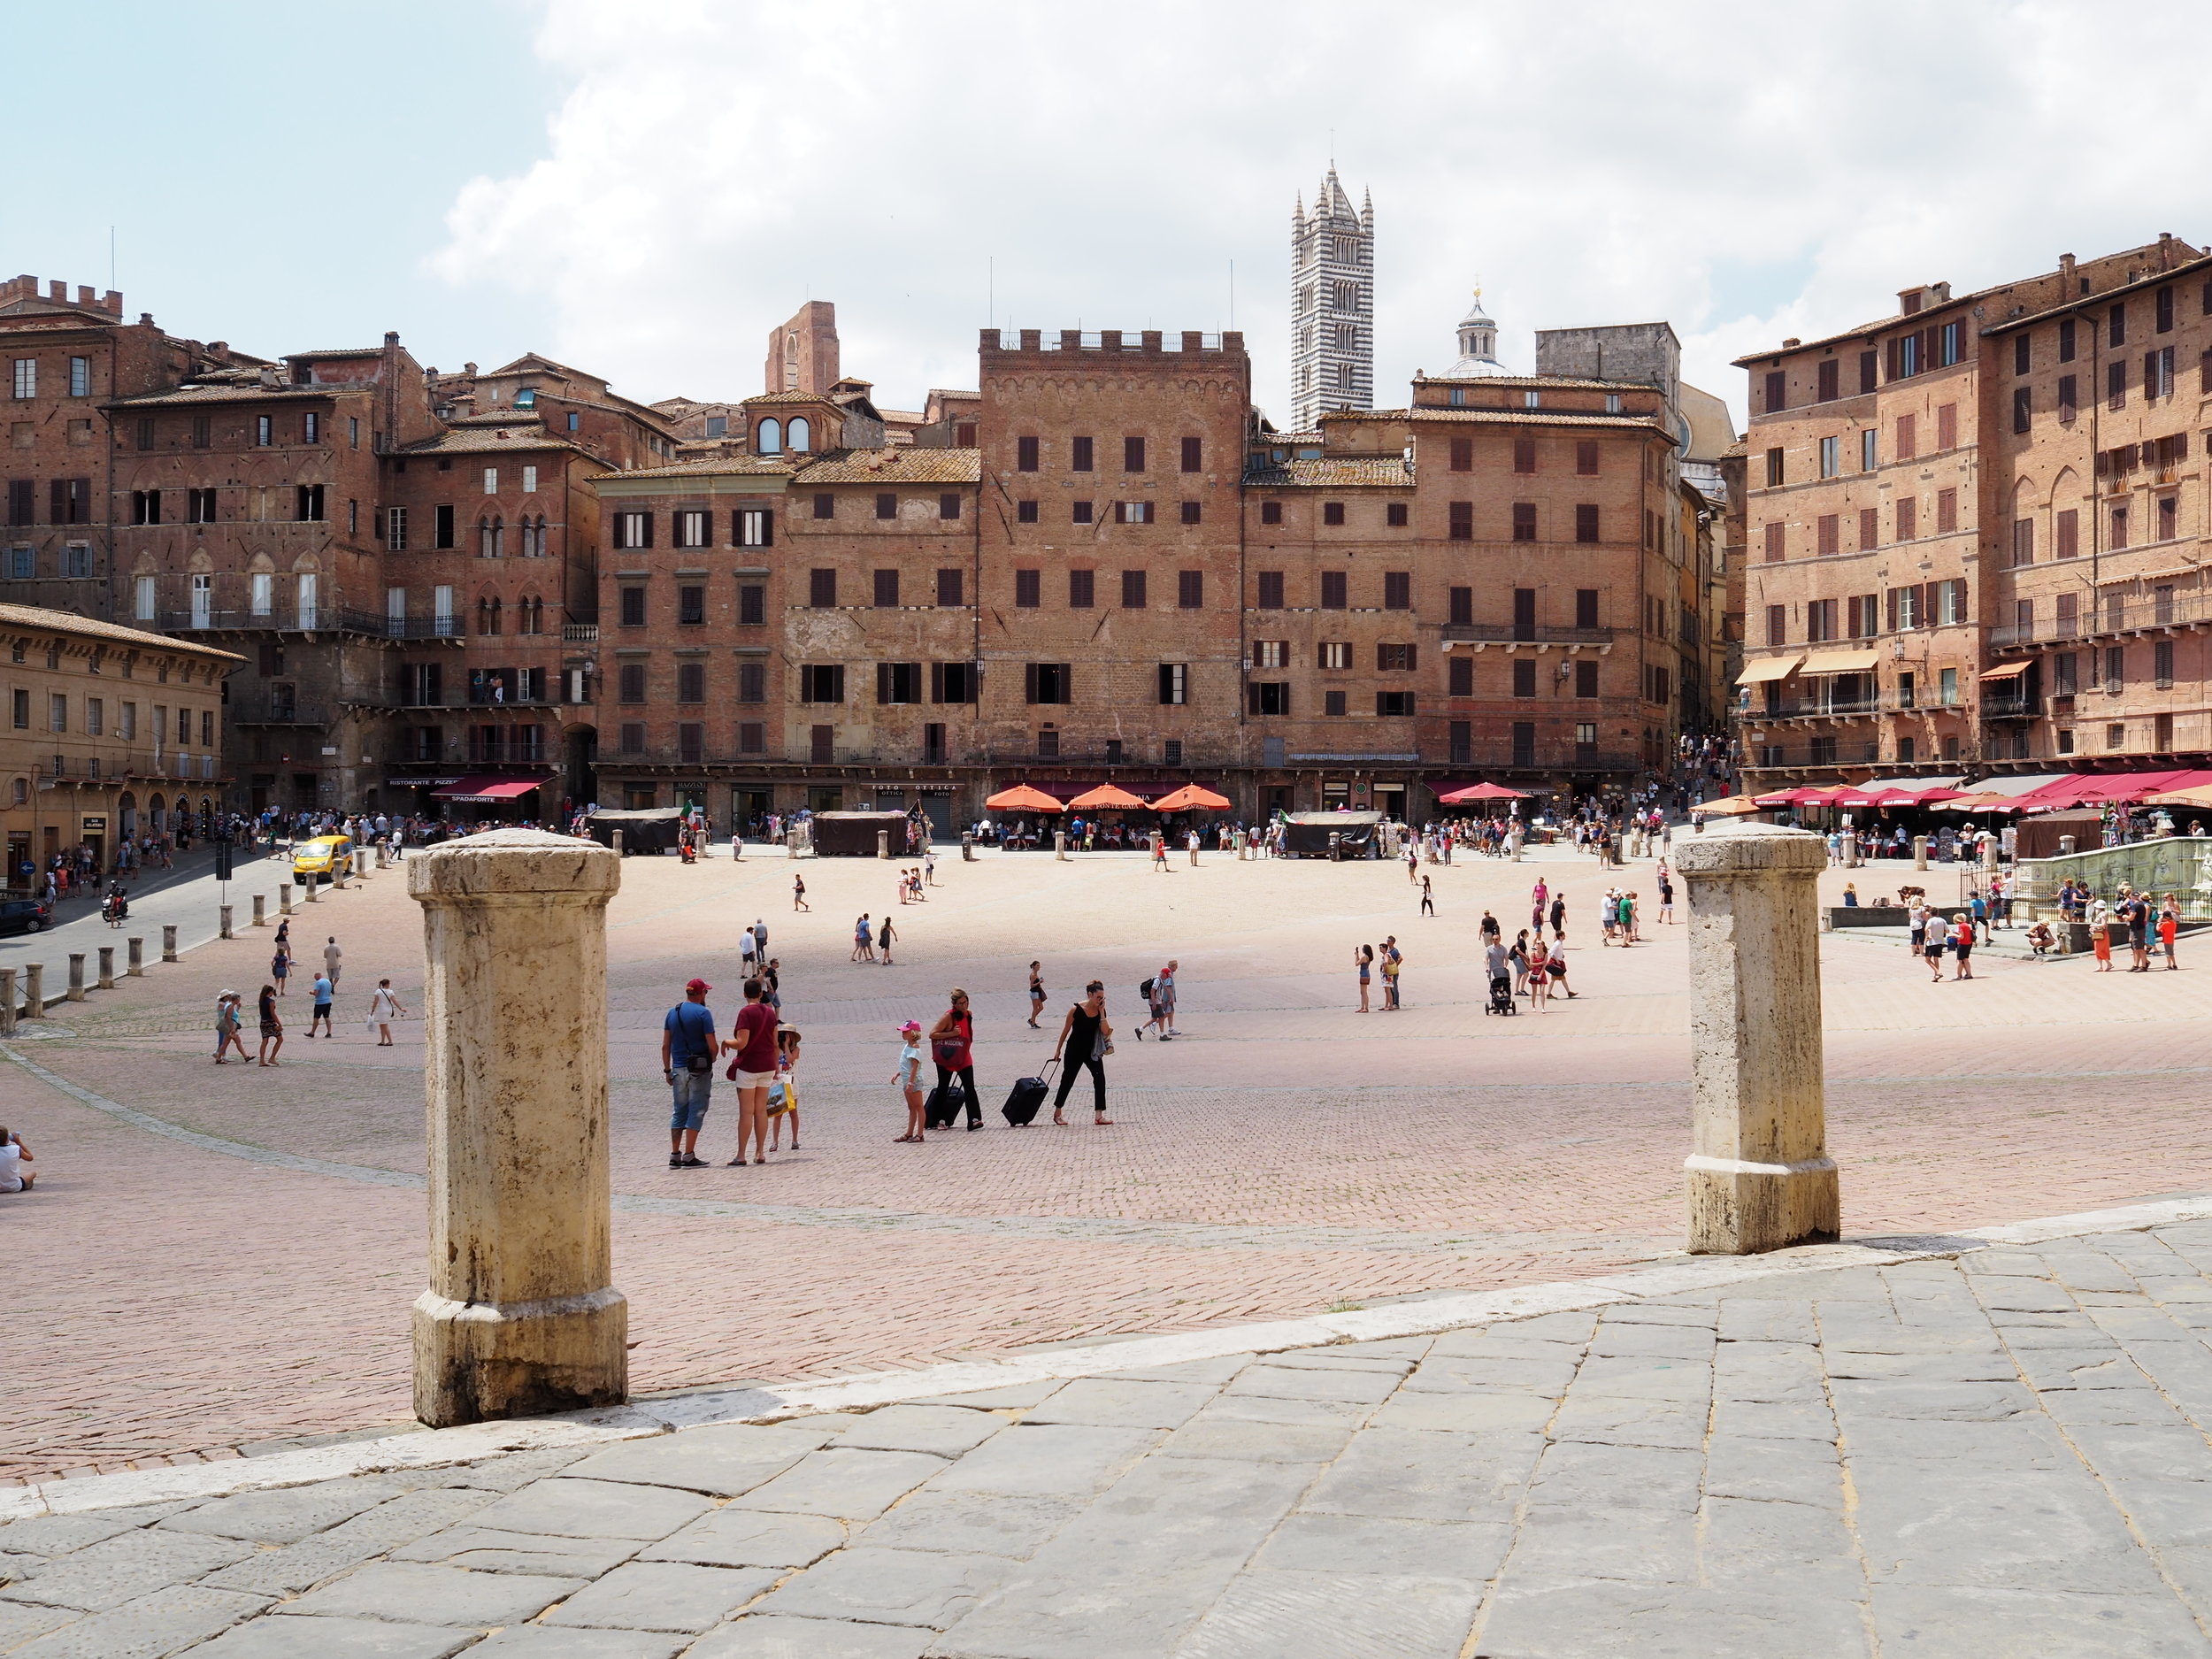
[1445,288,1508,378]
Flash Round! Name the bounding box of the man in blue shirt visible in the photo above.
[661,978,718,1169]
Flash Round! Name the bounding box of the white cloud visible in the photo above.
[436,0,2212,427]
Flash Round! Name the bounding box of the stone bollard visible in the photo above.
[962,833,974,862]
[305,877,319,902]
[67,954,85,1002]
[1913,835,1928,871]
[0,968,12,1037]
[377,841,389,868]
[220,905,234,940]
[280,884,293,916]
[162,925,178,963]
[1055,831,1069,862]
[410,827,627,1426]
[334,865,347,890]
[1673,821,1839,1255]
[1981,836,2000,872]
[22,964,42,1018]
[878,829,891,860]
[97,947,114,990]
[127,936,142,976]
[1508,830,1524,862]
[253,894,266,927]
[786,828,801,858]
[611,829,625,856]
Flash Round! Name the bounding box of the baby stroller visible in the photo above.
[1485,975,1517,1016]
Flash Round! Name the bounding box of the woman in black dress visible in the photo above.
[1049,980,1114,1126]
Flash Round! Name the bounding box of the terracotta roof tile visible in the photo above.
[399,426,595,457]
[607,456,798,481]
[0,602,245,662]
[1241,457,1413,488]
[794,448,980,485]
[106,382,326,408]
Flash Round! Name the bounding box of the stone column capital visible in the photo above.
[1671,820,1828,879]
[408,828,620,904]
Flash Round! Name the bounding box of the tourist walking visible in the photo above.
[879,914,897,964]
[1547,935,1576,998]
[1510,929,1532,996]
[894,1020,928,1142]
[1658,865,1676,924]
[1531,878,1548,935]
[1049,980,1115,1126]
[1549,893,1566,939]
[793,873,810,911]
[367,979,406,1046]
[1028,960,1047,1028]
[256,984,283,1066]
[271,936,292,996]
[1924,910,1950,982]
[1355,943,1373,1012]
[1156,958,1180,1036]
[929,988,984,1131]
[2093,913,2115,971]
[723,977,780,1166]
[1951,913,1976,980]
[852,914,874,962]
[662,977,718,1168]
[1420,875,1435,916]
[322,935,342,990]
[2160,900,2181,969]
[212,991,248,1064]
[307,972,335,1038]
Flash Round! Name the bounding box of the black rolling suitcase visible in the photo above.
[1002,1060,1056,1126]
[925,1084,967,1129]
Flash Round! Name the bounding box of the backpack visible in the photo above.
[1140,977,1156,1002]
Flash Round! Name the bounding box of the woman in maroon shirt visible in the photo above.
[722,978,780,1165]
[928,988,982,1131]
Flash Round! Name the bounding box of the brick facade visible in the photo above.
[1734,234,2206,790]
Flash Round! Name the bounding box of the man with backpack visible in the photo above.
[661,978,718,1169]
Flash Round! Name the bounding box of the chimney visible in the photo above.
[2059,252,2077,288]
[464,362,477,377]
[384,330,401,347]
[207,342,228,362]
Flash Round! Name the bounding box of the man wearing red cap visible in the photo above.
[662,977,718,1169]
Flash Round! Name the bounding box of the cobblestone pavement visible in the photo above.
[6,843,2210,1485]
[8,1210,2212,1656]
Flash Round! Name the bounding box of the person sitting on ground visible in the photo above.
[0,1125,34,1193]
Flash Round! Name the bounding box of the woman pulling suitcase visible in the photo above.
[1048,980,1116,1126]
[927,988,984,1131]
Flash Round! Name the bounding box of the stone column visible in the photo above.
[0,969,15,1037]
[220,905,234,940]
[377,841,389,867]
[1055,831,1068,861]
[280,884,293,916]
[334,864,347,890]
[66,954,85,1001]
[877,829,891,859]
[97,947,114,990]
[1672,820,1839,1255]
[21,964,42,1018]
[253,894,266,927]
[961,833,974,862]
[127,937,142,976]
[410,827,626,1427]
[1981,834,2000,872]
[611,829,624,856]
[162,925,179,962]
[1913,835,1929,870]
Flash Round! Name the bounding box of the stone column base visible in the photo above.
[413,1286,628,1427]
[1686,1155,1839,1255]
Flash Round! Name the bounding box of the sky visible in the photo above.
[13,1,2212,432]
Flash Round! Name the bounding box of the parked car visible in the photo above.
[0,897,52,936]
[291,835,355,887]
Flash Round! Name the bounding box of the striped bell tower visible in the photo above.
[1290,166,1373,432]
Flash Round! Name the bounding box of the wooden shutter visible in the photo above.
[1859,507,1878,549]
[49,480,65,523]
[1024,664,1040,704]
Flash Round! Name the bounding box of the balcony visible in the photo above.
[1991,588,2212,650]
[35,751,228,783]
[161,606,465,640]
[561,624,600,644]
[1440,625,1616,648]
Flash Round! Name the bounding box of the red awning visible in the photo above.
[434,775,547,803]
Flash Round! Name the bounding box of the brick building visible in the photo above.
[1733,234,2208,790]
[598,308,1720,830]
[1,602,240,882]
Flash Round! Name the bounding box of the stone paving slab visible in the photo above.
[17,1210,2212,1654]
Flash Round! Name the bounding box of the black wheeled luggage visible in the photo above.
[925,1084,967,1129]
[1002,1061,1056,1126]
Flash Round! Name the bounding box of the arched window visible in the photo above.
[787,416,810,453]
[757,418,782,455]
[1336,362,1356,390]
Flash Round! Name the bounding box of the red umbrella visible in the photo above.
[1067,784,1149,810]
[1150,784,1231,811]
[985,785,1064,812]
[1437,781,1530,803]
